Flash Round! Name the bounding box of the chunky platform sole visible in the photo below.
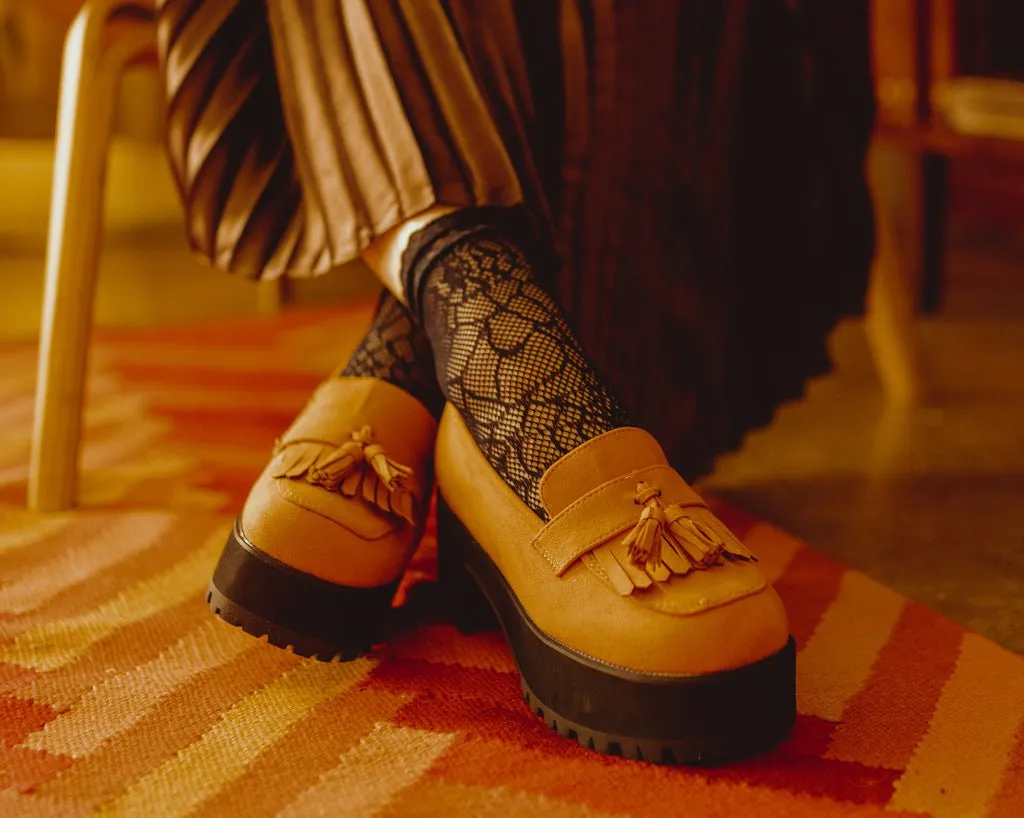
[207,520,397,661]
[437,498,796,765]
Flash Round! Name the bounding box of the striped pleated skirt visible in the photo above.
[155,0,876,474]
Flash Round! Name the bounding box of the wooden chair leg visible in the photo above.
[864,143,924,404]
[28,1,155,512]
[919,153,950,313]
[256,277,291,314]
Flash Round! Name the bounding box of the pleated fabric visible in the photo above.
[154,0,875,474]
[156,0,544,279]
[156,1,305,278]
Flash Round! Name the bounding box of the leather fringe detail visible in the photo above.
[621,483,668,567]
[599,482,757,595]
[271,426,416,524]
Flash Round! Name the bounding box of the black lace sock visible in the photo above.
[341,291,445,419]
[419,232,631,518]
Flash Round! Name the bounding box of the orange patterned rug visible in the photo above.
[1,306,1022,818]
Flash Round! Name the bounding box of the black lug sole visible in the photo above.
[437,497,796,765]
[207,520,397,662]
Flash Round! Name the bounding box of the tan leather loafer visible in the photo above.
[435,408,795,764]
[208,377,436,660]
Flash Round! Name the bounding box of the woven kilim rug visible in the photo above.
[1,306,1022,818]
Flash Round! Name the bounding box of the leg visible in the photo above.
[920,153,950,313]
[29,0,155,511]
[256,277,290,315]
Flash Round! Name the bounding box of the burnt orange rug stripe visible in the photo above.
[390,670,894,810]
[706,752,901,804]
[430,736,913,818]
[826,602,965,769]
[705,499,761,541]
[90,305,355,345]
[152,408,297,448]
[380,777,619,818]
[0,306,1020,817]
[780,714,838,757]
[111,362,323,392]
[772,546,846,650]
[373,660,529,742]
[385,626,517,673]
[0,660,36,692]
[797,572,905,721]
[986,718,1024,818]
[0,692,57,744]
[392,685,578,760]
[381,777,624,818]
[371,654,523,700]
[742,522,803,582]
[0,743,74,792]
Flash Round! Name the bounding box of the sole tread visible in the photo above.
[206,583,364,663]
[522,677,758,766]
[207,522,394,663]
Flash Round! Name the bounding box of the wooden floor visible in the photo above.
[705,196,1024,654]
[707,314,1024,653]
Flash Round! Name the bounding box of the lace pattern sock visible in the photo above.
[341,291,445,419]
[420,233,631,518]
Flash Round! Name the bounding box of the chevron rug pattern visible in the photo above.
[1,307,1022,817]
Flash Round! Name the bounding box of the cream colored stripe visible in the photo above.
[0,513,175,614]
[0,414,169,489]
[79,413,168,474]
[98,658,375,818]
[24,619,253,758]
[77,457,222,511]
[0,525,224,672]
[0,459,31,487]
[0,514,70,557]
[278,724,455,818]
[0,393,33,429]
[796,571,904,721]
[0,372,116,427]
[77,385,154,428]
[889,634,1024,818]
